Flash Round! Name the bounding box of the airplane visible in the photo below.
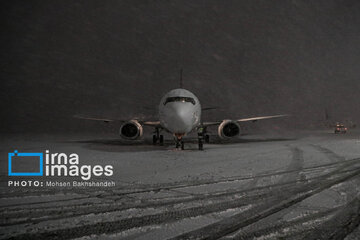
[75,88,288,150]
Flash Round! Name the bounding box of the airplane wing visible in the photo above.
[237,114,289,122]
[142,121,161,126]
[202,107,218,111]
[74,115,115,123]
[202,121,222,127]
[203,114,289,127]
[73,115,161,127]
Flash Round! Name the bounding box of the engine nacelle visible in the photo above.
[218,120,241,139]
[119,120,143,140]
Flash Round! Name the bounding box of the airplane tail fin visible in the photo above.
[180,69,183,88]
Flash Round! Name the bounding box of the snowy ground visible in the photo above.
[0,130,359,239]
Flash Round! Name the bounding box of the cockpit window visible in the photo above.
[164,96,195,105]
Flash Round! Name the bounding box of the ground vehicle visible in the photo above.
[334,124,347,134]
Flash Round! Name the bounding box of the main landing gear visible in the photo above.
[153,128,164,145]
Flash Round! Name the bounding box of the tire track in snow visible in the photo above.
[3,165,359,227]
[310,144,346,162]
[1,155,357,203]
[2,159,360,227]
[221,207,339,239]
[6,159,360,240]
[89,157,360,198]
[169,159,360,239]
[279,146,305,184]
[302,196,360,240]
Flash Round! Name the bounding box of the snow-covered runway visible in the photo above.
[1,130,359,239]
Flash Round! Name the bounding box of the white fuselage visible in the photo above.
[159,89,201,137]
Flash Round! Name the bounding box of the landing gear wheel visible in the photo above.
[181,141,185,150]
[152,135,157,144]
[205,135,210,143]
[159,135,164,145]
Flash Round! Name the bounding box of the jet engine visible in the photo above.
[218,120,240,139]
[119,120,143,140]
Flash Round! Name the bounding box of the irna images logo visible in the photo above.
[8,150,113,180]
[8,150,43,176]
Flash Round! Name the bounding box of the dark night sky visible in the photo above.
[1,0,360,133]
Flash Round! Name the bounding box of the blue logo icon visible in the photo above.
[8,150,43,176]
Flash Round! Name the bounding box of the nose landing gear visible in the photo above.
[175,139,184,150]
[174,133,185,150]
[172,130,208,151]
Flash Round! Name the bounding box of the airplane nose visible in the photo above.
[166,104,194,133]
[174,106,188,120]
